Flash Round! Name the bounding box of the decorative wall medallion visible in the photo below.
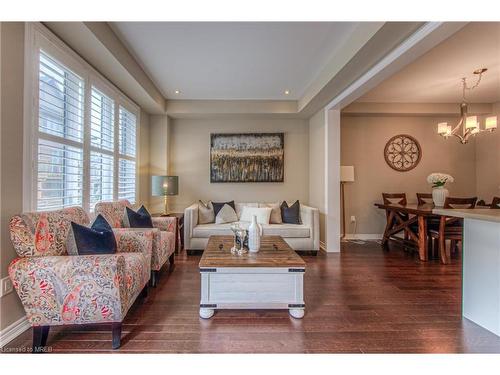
[384,134,421,172]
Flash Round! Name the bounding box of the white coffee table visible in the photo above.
[198,235,306,319]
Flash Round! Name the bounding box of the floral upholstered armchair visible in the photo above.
[8,206,153,351]
[94,200,176,287]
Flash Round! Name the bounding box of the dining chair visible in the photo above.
[381,193,414,246]
[491,196,500,209]
[429,196,477,264]
[416,193,433,205]
[382,193,407,205]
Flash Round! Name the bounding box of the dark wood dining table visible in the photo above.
[374,202,438,261]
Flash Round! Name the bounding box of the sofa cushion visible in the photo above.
[259,202,282,224]
[235,202,259,218]
[212,200,236,217]
[215,204,238,224]
[239,207,272,224]
[66,215,117,256]
[124,206,153,228]
[281,200,302,224]
[193,222,310,238]
[198,200,215,224]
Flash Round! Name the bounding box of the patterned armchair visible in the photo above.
[94,200,176,287]
[8,207,153,351]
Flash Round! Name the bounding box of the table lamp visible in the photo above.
[340,166,355,239]
[151,175,179,216]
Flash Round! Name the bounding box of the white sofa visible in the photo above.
[184,202,320,252]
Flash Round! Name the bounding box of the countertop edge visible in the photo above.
[432,208,500,223]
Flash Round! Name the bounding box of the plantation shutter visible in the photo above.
[89,87,115,209]
[37,51,85,210]
[118,106,137,203]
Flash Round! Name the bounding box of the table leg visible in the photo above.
[382,210,395,247]
[418,215,428,261]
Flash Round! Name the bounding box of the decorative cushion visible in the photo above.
[212,200,236,217]
[239,207,272,224]
[280,200,302,224]
[215,204,238,224]
[124,206,153,228]
[259,202,283,224]
[198,200,215,224]
[67,214,117,255]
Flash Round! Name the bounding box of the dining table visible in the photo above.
[374,202,439,261]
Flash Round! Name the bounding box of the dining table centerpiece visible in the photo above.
[427,173,454,207]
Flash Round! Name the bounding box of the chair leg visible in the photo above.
[169,253,175,270]
[439,236,450,264]
[32,326,50,353]
[112,322,122,350]
[432,238,439,259]
[150,270,159,288]
[140,284,148,299]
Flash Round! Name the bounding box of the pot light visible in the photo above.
[284,90,290,95]
[174,89,181,95]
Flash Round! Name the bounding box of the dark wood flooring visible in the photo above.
[6,240,500,353]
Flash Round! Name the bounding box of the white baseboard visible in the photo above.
[344,233,382,240]
[0,316,30,348]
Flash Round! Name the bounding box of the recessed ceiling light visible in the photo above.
[174,89,181,95]
[284,90,290,95]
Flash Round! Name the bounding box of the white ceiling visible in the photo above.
[111,22,360,100]
[359,22,500,104]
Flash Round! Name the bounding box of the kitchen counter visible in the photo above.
[434,208,500,337]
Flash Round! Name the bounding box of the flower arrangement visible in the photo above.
[427,173,454,188]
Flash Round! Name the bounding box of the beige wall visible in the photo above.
[168,117,309,212]
[149,115,170,213]
[308,110,326,243]
[0,22,27,332]
[341,115,477,236]
[475,102,500,202]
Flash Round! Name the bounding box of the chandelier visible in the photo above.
[437,68,497,144]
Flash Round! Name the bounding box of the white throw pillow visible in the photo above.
[259,202,282,224]
[215,203,238,224]
[239,207,272,225]
[198,200,215,224]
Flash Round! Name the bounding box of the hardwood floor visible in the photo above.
[5,240,500,353]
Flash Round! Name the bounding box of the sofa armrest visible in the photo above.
[151,216,177,233]
[8,254,127,326]
[184,203,199,250]
[112,228,154,259]
[300,204,320,251]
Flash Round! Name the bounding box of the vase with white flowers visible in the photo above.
[427,173,454,207]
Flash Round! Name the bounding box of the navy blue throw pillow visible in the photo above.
[212,200,236,217]
[124,205,153,228]
[67,214,117,255]
[280,200,302,224]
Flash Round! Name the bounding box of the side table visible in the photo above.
[152,212,184,254]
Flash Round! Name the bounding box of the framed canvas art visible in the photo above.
[210,133,284,182]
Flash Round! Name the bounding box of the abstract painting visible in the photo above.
[210,133,284,182]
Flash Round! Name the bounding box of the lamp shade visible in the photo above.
[151,176,179,196]
[340,166,355,182]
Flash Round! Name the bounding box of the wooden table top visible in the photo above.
[374,202,437,216]
[199,235,306,268]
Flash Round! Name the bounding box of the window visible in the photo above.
[30,29,139,212]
